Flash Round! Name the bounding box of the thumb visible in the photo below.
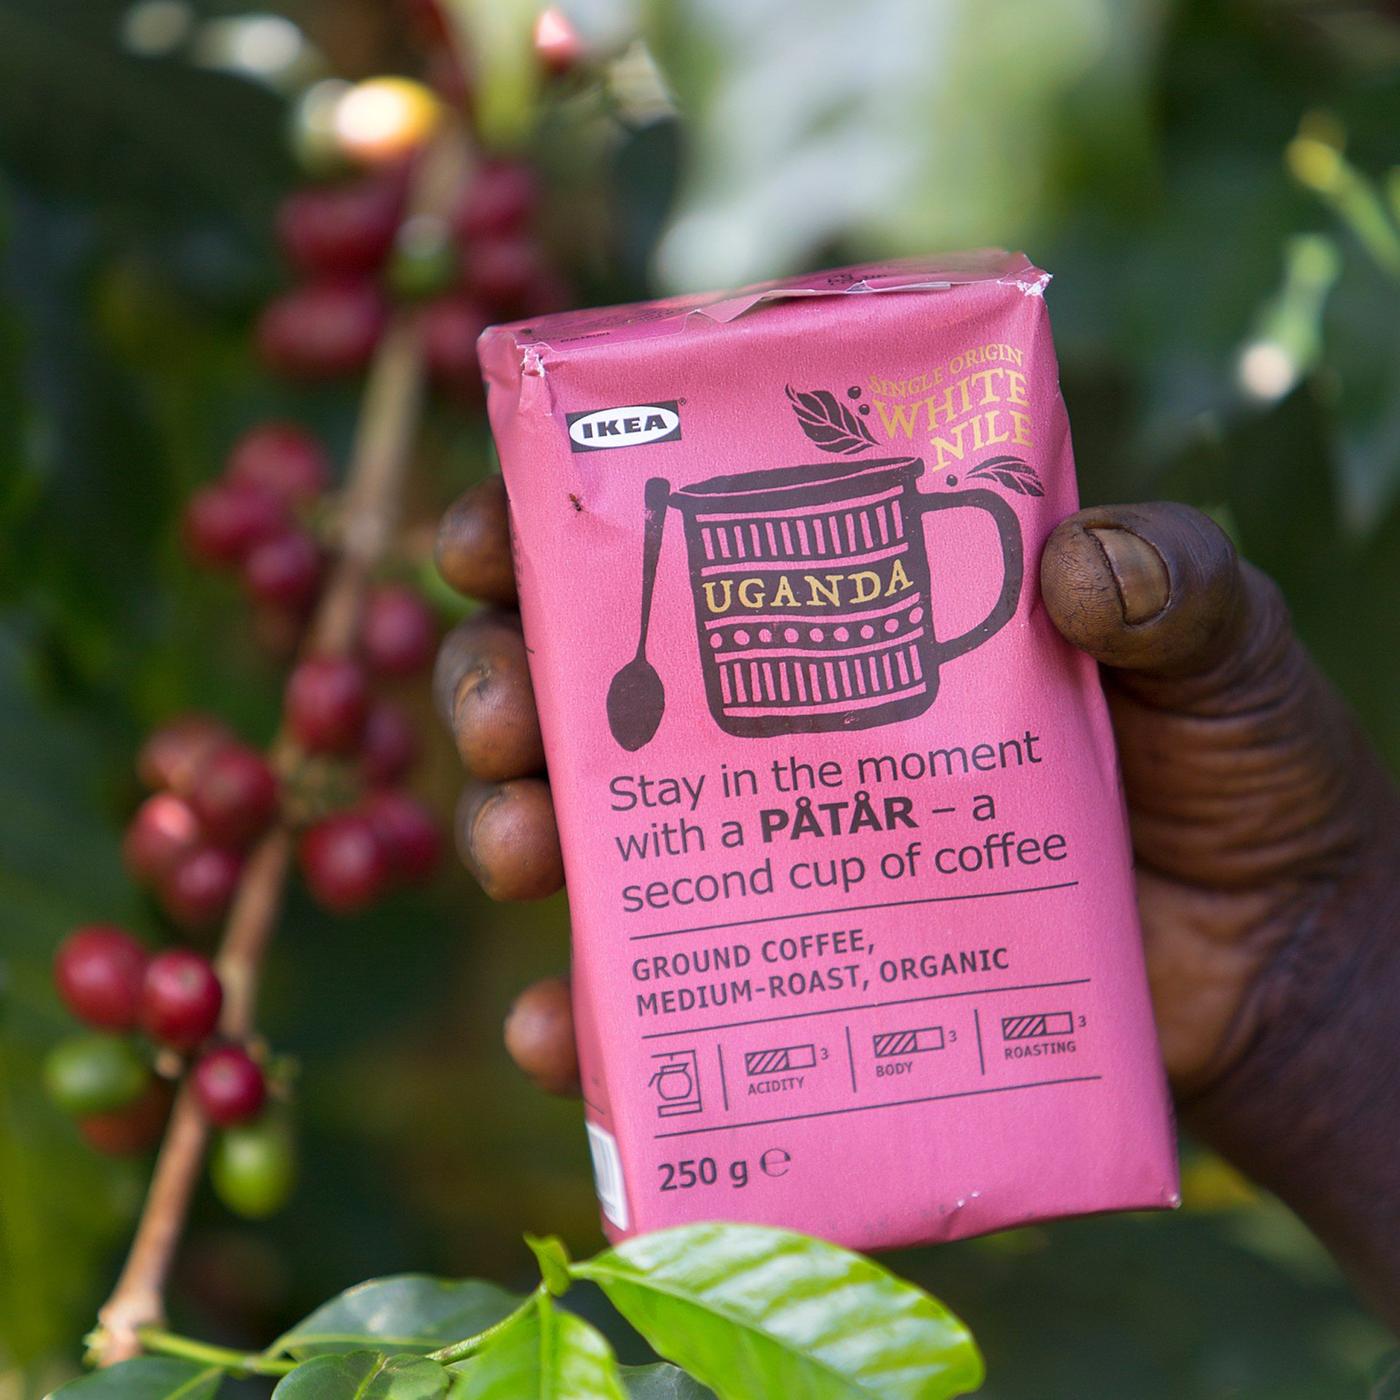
[1039,502,1244,680]
[1039,501,1371,891]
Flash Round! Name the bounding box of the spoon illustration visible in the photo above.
[607,475,671,751]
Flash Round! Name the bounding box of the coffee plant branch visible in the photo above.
[91,129,467,1368]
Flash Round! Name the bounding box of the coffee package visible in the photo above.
[477,252,1178,1250]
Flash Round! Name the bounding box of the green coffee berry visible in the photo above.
[211,1114,296,1219]
[43,1034,149,1116]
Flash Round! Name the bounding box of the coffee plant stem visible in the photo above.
[133,1326,298,1377]
[427,1286,546,1364]
[310,315,428,656]
[91,129,468,1369]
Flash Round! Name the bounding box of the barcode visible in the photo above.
[585,1122,629,1231]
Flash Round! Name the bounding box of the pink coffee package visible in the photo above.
[477,251,1179,1251]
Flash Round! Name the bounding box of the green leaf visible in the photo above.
[267,1278,524,1360]
[272,1354,447,1400]
[572,1225,983,1400]
[619,1365,714,1399]
[524,1234,572,1297]
[46,1358,222,1400]
[447,1298,624,1400]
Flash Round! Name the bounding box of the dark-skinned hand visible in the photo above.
[434,475,1400,1330]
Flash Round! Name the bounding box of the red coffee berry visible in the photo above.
[360,699,419,786]
[360,790,441,884]
[191,745,280,848]
[243,528,323,610]
[275,173,404,278]
[137,714,233,794]
[227,423,332,504]
[421,295,488,399]
[183,481,287,567]
[159,847,243,930]
[285,655,369,752]
[361,585,437,677]
[255,279,387,380]
[123,793,203,884]
[193,1045,266,1126]
[299,813,392,912]
[466,236,543,314]
[54,925,148,1031]
[140,949,223,1051]
[454,161,537,241]
[78,1078,173,1157]
[534,7,584,75]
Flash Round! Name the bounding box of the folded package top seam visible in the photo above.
[479,249,1042,365]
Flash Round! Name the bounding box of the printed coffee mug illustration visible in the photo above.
[606,454,1025,749]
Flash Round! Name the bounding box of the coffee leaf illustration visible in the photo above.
[785,384,878,455]
[967,455,1043,497]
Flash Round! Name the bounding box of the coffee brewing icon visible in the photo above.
[648,1049,702,1118]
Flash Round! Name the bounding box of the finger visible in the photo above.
[1040,501,1366,889]
[440,621,544,781]
[435,476,517,606]
[504,976,579,1096]
[432,611,522,729]
[455,777,563,901]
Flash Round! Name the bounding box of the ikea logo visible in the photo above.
[567,402,681,452]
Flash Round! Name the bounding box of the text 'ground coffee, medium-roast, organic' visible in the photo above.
[478,252,1179,1251]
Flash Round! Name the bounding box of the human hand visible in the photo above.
[435,480,1400,1324]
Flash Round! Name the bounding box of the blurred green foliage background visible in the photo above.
[1,0,1398,1397]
